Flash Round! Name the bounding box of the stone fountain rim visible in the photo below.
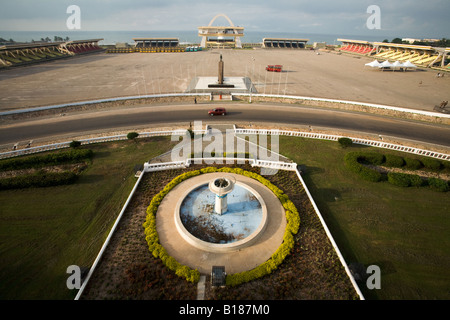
[174,178,268,253]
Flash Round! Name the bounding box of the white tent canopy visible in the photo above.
[379,60,394,68]
[402,60,417,68]
[365,60,382,67]
[364,59,417,71]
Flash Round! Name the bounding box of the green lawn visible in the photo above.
[0,137,175,299]
[0,134,449,300]
[279,136,450,300]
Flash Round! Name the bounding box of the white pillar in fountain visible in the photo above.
[208,177,235,215]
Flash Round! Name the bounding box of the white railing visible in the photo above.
[144,158,297,172]
[0,130,192,160]
[2,126,449,161]
[233,93,450,120]
[234,128,450,161]
[75,169,145,300]
[294,168,365,300]
[144,161,187,172]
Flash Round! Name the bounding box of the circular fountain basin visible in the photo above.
[174,180,268,253]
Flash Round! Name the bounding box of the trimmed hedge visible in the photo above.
[0,171,78,190]
[344,152,383,182]
[428,177,449,192]
[384,154,405,168]
[0,149,93,171]
[421,158,441,170]
[387,172,423,188]
[404,157,423,170]
[142,166,301,286]
[345,151,449,192]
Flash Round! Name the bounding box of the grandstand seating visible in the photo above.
[106,46,187,54]
[64,40,103,55]
[338,39,375,55]
[372,42,448,68]
[0,39,104,68]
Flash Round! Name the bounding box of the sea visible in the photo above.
[0,30,392,46]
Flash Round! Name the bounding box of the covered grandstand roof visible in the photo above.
[263,38,309,42]
[132,37,179,41]
[132,38,179,47]
[0,42,64,51]
[263,38,309,49]
[0,39,104,68]
[65,39,104,44]
[372,42,434,51]
[337,39,370,44]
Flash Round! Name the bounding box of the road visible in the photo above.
[1,103,449,147]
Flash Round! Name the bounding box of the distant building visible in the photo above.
[198,14,244,49]
[313,42,327,49]
[262,38,309,49]
[402,38,421,44]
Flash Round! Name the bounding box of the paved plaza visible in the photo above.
[0,48,449,112]
[156,172,286,274]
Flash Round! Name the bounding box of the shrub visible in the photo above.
[338,137,353,148]
[127,132,139,140]
[387,172,412,187]
[384,154,404,168]
[409,174,424,187]
[362,152,385,166]
[344,152,383,182]
[69,140,82,148]
[0,149,93,171]
[428,177,449,192]
[0,171,78,190]
[421,158,441,171]
[387,172,424,188]
[404,157,422,170]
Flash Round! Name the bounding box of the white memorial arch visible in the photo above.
[198,14,244,49]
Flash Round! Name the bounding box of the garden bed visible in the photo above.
[80,163,358,300]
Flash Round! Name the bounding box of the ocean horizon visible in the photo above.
[0,30,393,46]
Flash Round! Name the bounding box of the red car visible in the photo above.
[208,108,227,116]
[266,65,282,72]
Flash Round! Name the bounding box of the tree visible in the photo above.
[127,132,139,140]
[69,140,82,148]
[338,137,353,148]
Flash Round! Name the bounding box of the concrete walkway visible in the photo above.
[155,172,286,275]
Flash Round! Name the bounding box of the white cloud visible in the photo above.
[0,0,448,38]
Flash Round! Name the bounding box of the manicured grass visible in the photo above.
[1,134,448,300]
[279,136,450,300]
[0,137,175,299]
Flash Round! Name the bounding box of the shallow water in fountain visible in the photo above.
[180,184,262,244]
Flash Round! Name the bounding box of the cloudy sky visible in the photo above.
[0,0,449,38]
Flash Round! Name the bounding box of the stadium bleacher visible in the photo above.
[0,39,104,68]
[336,39,449,70]
[337,39,375,55]
[372,42,446,68]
